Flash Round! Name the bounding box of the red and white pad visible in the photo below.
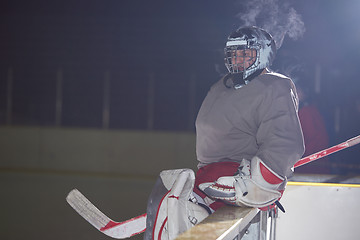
[145,169,209,240]
[199,157,285,208]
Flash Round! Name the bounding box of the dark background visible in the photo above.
[1,0,360,174]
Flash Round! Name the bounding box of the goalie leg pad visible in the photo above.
[145,169,210,240]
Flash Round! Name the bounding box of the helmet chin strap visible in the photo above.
[223,69,265,89]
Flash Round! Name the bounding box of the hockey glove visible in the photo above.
[199,157,286,209]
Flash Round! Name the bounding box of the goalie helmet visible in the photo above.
[224,26,276,80]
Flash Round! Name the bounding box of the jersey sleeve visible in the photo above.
[255,78,305,178]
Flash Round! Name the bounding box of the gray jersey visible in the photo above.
[195,72,304,178]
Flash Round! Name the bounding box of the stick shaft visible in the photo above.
[294,135,360,168]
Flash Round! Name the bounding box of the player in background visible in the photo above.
[295,82,330,174]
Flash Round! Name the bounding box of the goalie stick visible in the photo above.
[294,134,360,168]
[66,189,146,239]
[66,135,360,239]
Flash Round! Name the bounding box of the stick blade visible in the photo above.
[66,189,147,239]
[66,189,110,230]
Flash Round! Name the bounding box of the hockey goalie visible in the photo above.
[67,26,360,240]
[144,26,304,239]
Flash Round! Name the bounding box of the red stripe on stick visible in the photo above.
[100,213,147,231]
